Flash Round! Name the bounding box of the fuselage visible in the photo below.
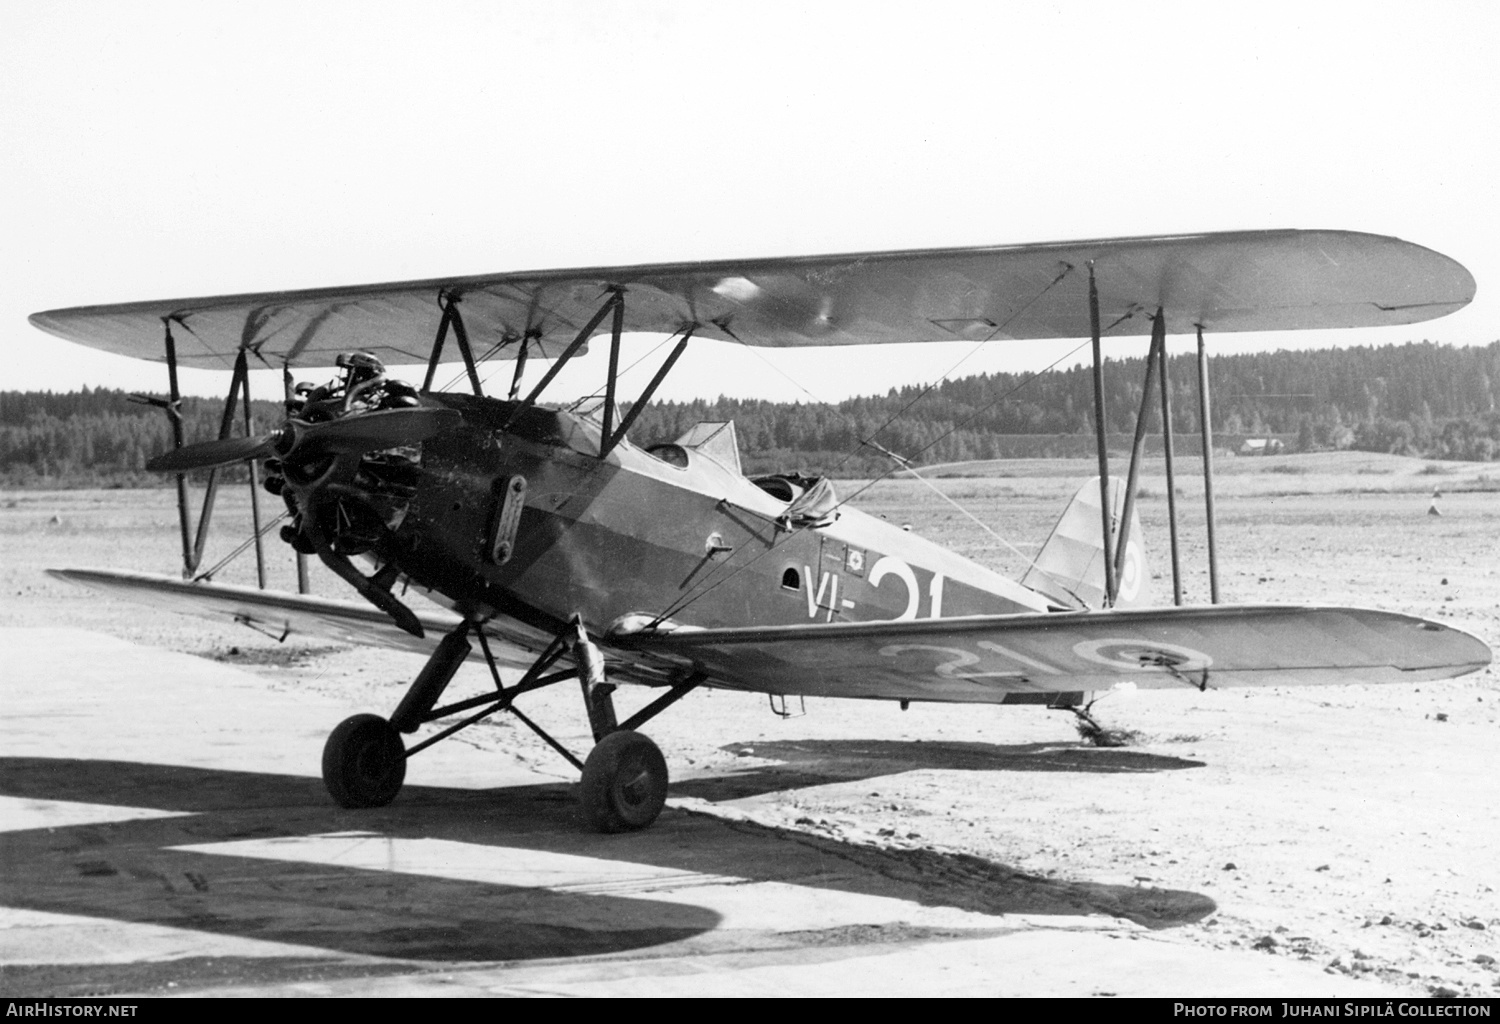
[374,394,1050,642]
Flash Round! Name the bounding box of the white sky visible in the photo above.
[3,0,1497,404]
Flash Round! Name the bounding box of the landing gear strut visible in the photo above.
[571,617,677,832]
[317,614,702,831]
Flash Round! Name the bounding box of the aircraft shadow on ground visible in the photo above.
[672,738,1203,803]
[0,755,1215,984]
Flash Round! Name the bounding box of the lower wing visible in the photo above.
[45,568,555,672]
[614,605,1491,704]
[48,568,671,686]
[48,569,1491,704]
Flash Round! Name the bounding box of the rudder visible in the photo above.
[1021,477,1149,609]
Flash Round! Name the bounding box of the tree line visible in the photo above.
[627,340,1500,472]
[0,390,285,487]
[5,340,1500,486]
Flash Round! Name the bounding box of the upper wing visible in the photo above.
[29,230,1473,370]
[613,605,1491,704]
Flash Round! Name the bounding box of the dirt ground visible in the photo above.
[2,453,1498,996]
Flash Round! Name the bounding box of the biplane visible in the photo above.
[29,229,1491,832]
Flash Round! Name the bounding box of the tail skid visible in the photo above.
[1022,477,1148,610]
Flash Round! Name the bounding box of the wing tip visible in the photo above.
[27,310,67,337]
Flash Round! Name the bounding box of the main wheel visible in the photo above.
[322,713,406,808]
[579,730,669,833]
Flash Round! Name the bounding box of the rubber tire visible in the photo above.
[579,730,669,833]
[322,713,407,808]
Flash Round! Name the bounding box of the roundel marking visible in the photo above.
[1071,638,1213,673]
[868,555,920,621]
[1117,539,1144,602]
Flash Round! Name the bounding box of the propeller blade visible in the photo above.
[146,406,458,473]
[146,434,280,473]
[290,407,462,458]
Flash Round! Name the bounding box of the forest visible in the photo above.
[4,340,1500,486]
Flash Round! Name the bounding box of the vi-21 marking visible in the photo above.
[803,554,946,622]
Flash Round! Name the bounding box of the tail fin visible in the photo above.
[1021,477,1149,610]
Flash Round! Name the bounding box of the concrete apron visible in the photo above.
[0,627,1396,997]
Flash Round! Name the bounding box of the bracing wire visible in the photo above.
[645,519,804,629]
[558,330,685,415]
[835,336,1093,512]
[646,329,1098,625]
[194,509,290,582]
[861,438,1041,570]
[408,265,1098,627]
[861,439,1086,605]
[829,263,1075,475]
[646,266,1093,625]
[436,338,509,394]
[720,325,831,405]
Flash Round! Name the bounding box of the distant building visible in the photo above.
[1237,438,1286,456]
